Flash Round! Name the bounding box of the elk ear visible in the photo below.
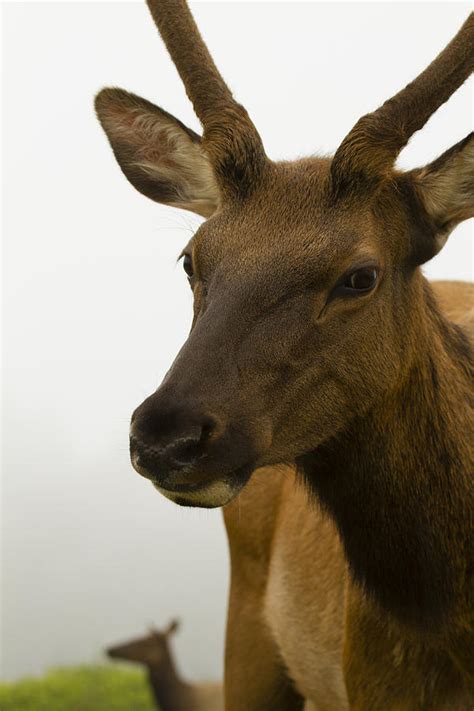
[165,618,180,636]
[95,88,220,218]
[409,133,474,257]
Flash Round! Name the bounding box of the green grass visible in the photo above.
[0,665,156,711]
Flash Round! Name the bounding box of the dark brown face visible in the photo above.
[107,632,166,666]
[129,161,418,507]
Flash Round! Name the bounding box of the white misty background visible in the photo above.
[2,1,472,682]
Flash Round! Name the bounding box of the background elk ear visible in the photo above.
[95,88,220,218]
[409,133,474,258]
[165,618,180,636]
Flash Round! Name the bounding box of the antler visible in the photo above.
[146,0,268,199]
[331,13,474,194]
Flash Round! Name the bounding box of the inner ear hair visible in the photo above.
[95,88,220,218]
[410,132,474,252]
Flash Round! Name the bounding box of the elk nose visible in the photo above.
[131,422,213,470]
[130,398,219,475]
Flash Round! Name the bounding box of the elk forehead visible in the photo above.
[190,159,385,288]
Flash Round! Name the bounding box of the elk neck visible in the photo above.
[298,277,473,632]
[146,653,192,711]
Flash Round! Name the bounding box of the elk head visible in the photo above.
[107,619,180,666]
[96,1,474,508]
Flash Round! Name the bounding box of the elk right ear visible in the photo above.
[95,88,220,218]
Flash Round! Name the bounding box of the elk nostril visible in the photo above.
[172,438,202,466]
[200,417,217,443]
[164,417,219,467]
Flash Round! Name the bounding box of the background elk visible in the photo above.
[95,0,474,708]
[107,619,223,711]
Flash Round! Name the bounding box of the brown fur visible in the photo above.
[95,3,474,708]
[107,620,223,711]
[224,280,474,711]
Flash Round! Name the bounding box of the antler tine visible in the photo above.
[146,0,268,199]
[332,12,474,194]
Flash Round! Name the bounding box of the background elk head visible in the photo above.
[96,0,474,508]
[107,619,180,666]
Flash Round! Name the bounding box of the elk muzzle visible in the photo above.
[129,386,262,508]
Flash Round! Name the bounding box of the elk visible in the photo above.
[107,619,223,711]
[95,1,474,708]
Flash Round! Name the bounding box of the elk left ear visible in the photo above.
[410,133,474,256]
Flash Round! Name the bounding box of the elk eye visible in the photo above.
[342,267,378,293]
[182,254,194,278]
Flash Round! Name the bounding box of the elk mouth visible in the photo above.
[131,452,255,508]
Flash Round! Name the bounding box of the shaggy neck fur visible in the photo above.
[300,282,473,632]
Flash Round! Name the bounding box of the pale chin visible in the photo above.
[153,479,239,509]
